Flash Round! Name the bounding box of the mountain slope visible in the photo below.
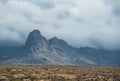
[0,30,119,66]
[19,30,73,65]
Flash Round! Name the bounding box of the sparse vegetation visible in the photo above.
[0,66,119,81]
[28,75,38,81]
[10,77,20,81]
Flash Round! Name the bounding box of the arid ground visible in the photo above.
[0,66,119,81]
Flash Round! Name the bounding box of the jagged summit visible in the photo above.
[25,30,48,47]
[31,30,41,34]
[51,36,58,40]
[49,36,68,46]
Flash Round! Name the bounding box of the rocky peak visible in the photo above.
[49,37,69,49]
[49,37,58,43]
[25,30,48,47]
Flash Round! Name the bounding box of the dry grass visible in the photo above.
[0,66,119,81]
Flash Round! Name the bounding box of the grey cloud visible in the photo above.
[108,0,120,16]
[113,5,120,17]
[0,0,120,50]
[28,0,55,9]
[0,0,8,3]
[57,11,71,19]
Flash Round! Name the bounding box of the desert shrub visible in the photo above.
[113,73,120,80]
[28,75,38,81]
[10,77,20,81]
[75,75,82,81]
[50,76,66,81]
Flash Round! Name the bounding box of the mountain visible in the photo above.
[0,30,120,66]
[25,30,49,48]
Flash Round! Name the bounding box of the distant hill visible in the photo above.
[0,30,120,66]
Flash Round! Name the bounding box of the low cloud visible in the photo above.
[0,0,120,50]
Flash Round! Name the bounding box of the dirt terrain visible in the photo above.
[0,66,119,81]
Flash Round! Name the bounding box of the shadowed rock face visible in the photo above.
[49,37,69,48]
[0,30,120,66]
[25,30,48,48]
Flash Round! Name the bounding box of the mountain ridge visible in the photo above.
[0,30,120,66]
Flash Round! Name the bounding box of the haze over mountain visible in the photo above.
[0,30,119,66]
[0,0,120,50]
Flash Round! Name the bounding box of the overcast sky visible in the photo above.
[0,0,120,50]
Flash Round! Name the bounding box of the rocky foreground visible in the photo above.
[0,66,119,81]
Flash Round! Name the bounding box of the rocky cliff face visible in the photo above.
[22,30,73,65]
[0,30,120,66]
[25,30,49,48]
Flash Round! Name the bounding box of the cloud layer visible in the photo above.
[0,0,120,50]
